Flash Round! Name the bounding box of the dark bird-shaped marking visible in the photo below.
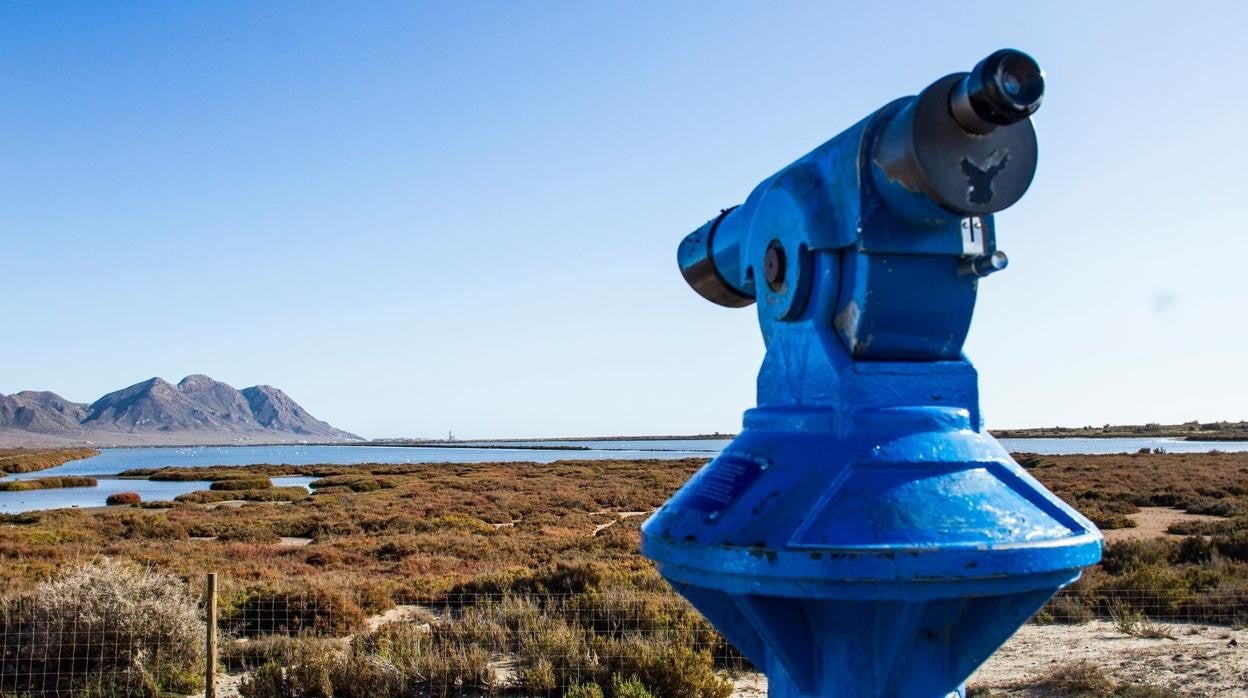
[961,150,1010,205]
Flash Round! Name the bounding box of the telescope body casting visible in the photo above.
[641,50,1102,698]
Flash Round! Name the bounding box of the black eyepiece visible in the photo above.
[951,49,1044,134]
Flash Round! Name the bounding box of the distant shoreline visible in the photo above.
[5,428,1248,451]
[991,425,1248,441]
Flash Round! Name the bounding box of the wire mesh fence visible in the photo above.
[2,575,1247,697]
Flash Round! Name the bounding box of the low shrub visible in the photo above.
[210,476,274,491]
[1215,532,1248,562]
[136,499,179,509]
[1033,660,1114,696]
[175,486,306,504]
[1175,535,1215,565]
[597,637,733,698]
[221,634,301,671]
[567,682,606,698]
[223,585,366,637]
[317,622,494,698]
[612,674,658,698]
[1100,539,1175,575]
[105,492,141,506]
[383,620,493,694]
[19,559,202,695]
[117,513,189,540]
[309,474,392,492]
[1109,602,1174,639]
[516,613,597,690]
[0,476,97,491]
[217,524,281,544]
[238,638,339,698]
[0,448,98,474]
[1035,593,1094,625]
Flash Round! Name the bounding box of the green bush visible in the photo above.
[611,674,657,698]
[309,474,391,492]
[1035,593,1094,625]
[567,682,606,698]
[1100,539,1174,575]
[1175,535,1215,564]
[598,637,733,698]
[210,476,273,491]
[217,523,281,544]
[175,486,306,504]
[117,513,188,540]
[224,586,366,637]
[239,661,292,698]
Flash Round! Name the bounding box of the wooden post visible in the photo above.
[205,572,217,698]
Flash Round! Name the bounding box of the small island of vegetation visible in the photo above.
[992,420,1248,441]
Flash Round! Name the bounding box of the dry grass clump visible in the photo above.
[1108,602,1174,639]
[1028,659,1180,697]
[0,475,97,491]
[0,558,202,695]
[1034,660,1115,695]
[0,447,98,475]
[105,491,141,505]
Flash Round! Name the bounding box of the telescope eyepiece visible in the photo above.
[952,49,1044,134]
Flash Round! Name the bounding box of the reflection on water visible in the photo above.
[1,436,1244,514]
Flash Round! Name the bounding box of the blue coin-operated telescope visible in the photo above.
[642,50,1102,697]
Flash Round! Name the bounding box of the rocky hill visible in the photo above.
[0,375,360,446]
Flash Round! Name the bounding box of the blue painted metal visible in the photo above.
[643,50,1102,697]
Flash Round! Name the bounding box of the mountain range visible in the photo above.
[0,375,360,446]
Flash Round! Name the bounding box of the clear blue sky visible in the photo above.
[2,2,1244,439]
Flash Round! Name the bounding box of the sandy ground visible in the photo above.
[1104,507,1227,543]
[971,620,1248,696]
[724,621,1248,696]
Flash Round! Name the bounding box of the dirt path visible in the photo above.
[1104,507,1226,543]
[591,510,651,536]
[365,604,433,632]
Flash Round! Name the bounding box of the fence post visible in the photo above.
[206,572,217,698]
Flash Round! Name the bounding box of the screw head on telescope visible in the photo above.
[763,240,787,293]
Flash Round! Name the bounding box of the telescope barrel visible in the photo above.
[679,50,1045,308]
[951,49,1045,133]
[677,208,752,308]
[873,49,1043,219]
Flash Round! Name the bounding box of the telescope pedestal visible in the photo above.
[643,405,1100,697]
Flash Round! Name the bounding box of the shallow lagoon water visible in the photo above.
[0,476,316,514]
[1,436,1244,514]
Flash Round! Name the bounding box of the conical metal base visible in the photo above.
[642,407,1102,698]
